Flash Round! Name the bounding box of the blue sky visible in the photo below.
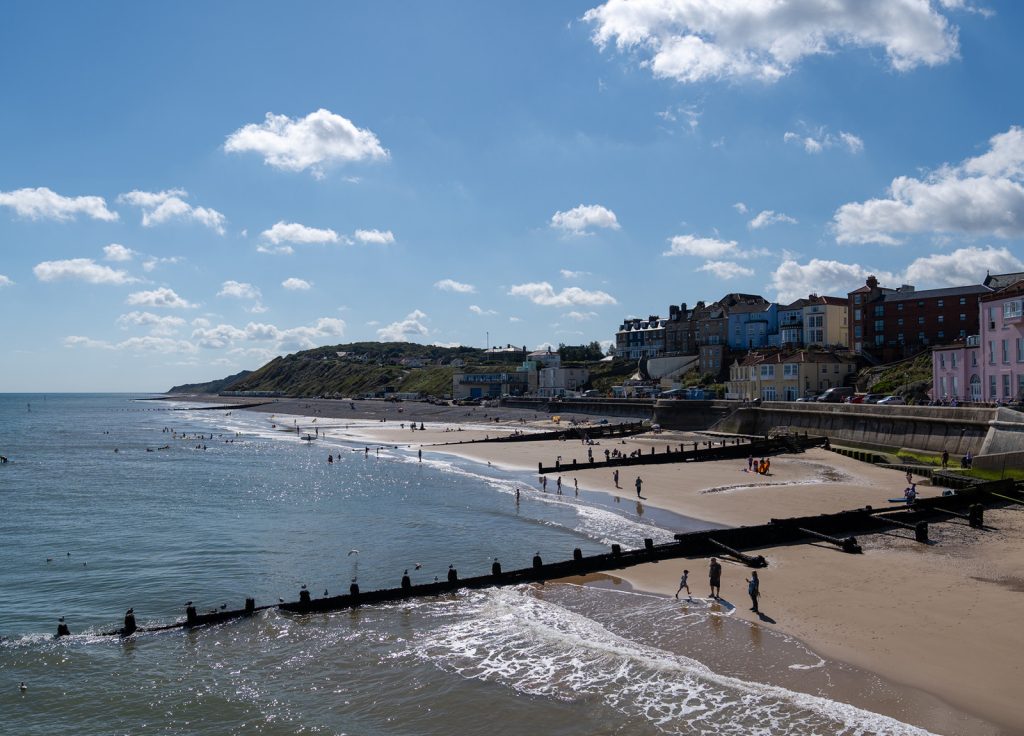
[3,1,1024,391]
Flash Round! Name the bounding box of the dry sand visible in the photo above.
[178,396,1024,733]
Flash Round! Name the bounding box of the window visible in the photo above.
[940,376,946,397]
[971,350,978,367]
[1005,300,1023,320]
[960,313,966,321]
[897,318,904,326]
[960,297,967,305]
[783,363,799,378]
[874,305,884,317]
[989,341,995,364]
[897,333,905,343]
[938,315,944,323]
[897,303,904,312]
[918,301,924,307]
[854,325,862,338]
[874,320,884,331]
[760,365,775,378]
[940,354,946,369]
[854,294,862,305]
[918,332,926,343]
[1018,338,1024,362]
[762,386,777,401]
[938,331,944,339]
[875,334,885,346]
[937,299,944,307]
[1002,339,1009,363]
[854,309,862,321]
[952,353,958,368]
[990,375,997,398]
[918,316,925,325]
[1004,374,1012,398]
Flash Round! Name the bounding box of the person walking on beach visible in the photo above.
[746,571,760,613]
[556,476,562,493]
[418,448,422,462]
[613,469,619,488]
[747,454,754,471]
[709,558,722,598]
[675,569,691,599]
[941,449,949,469]
[573,478,578,494]
[635,476,643,498]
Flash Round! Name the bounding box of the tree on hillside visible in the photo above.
[558,341,605,362]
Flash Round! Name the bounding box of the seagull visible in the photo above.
[19,682,27,692]
[185,601,193,607]
[403,569,409,575]
[347,549,359,556]
[323,589,329,597]
[220,603,227,610]
[46,558,52,563]
[351,576,357,583]
[414,563,422,570]
[301,584,307,590]
[278,598,285,603]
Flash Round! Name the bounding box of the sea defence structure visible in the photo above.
[50,478,1020,640]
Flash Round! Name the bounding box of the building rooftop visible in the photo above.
[881,284,991,302]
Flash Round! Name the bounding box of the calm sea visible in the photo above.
[0,394,953,735]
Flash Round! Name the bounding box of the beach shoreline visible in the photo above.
[171,394,1024,734]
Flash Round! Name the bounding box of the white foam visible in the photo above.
[410,586,937,736]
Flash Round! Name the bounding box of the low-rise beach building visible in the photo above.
[726,350,857,401]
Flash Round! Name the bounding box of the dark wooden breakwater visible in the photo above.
[429,421,647,447]
[64,479,1020,640]
[540,434,827,474]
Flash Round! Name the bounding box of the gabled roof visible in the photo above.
[729,301,775,315]
[984,271,1024,290]
[981,277,1024,301]
[882,284,990,302]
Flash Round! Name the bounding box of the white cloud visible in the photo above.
[126,287,196,309]
[256,244,295,255]
[142,256,181,272]
[282,277,312,290]
[118,189,226,234]
[218,280,262,300]
[564,310,599,321]
[353,228,394,244]
[784,128,864,154]
[0,187,118,221]
[64,334,197,354]
[192,323,248,349]
[770,256,898,303]
[116,311,186,336]
[550,204,621,235]
[748,210,798,229]
[377,310,429,341]
[33,258,136,285]
[434,278,476,293]
[0,275,13,287]
[469,305,497,316]
[508,282,617,307]
[187,316,345,352]
[224,109,388,177]
[560,269,591,279]
[697,260,754,280]
[584,0,962,84]
[191,317,211,328]
[903,246,1024,287]
[663,235,737,258]
[103,243,136,261]
[835,126,1024,244]
[732,202,748,214]
[261,221,339,245]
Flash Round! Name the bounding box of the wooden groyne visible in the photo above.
[429,421,647,447]
[60,479,1020,640]
[539,434,827,474]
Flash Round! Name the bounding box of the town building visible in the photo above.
[803,295,849,348]
[931,336,981,403]
[848,276,989,361]
[726,350,857,401]
[452,370,533,399]
[537,366,590,397]
[614,315,667,359]
[728,301,777,350]
[979,278,1024,402]
[777,298,810,347]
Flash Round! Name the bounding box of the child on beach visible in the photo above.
[675,569,691,599]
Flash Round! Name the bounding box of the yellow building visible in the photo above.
[726,350,857,401]
[803,296,849,348]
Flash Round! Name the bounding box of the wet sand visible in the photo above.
[174,395,1024,733]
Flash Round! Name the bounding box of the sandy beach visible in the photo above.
[176,395,1024,733]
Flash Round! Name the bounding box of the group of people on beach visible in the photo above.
[676,558,762,614]
[746,455,771,475]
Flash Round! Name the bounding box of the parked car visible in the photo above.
[862,393,887,404]
[796,395,818,402]
[876,395,906,405]
[816,386,855,403]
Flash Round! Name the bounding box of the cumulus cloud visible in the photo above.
[0,187,118,221]
[584,0,962,84]
[784,128,864,154]
[0,275,13,287]
[103,243,136,261]
[224,109,388,177]
[903,246,1024,287]
[187,317,345,352]
[282,277,312,290]
[377,310,430,342]
[142,256,181,272]
[116,311,186,336]
[434,278,476,293]
[257,244,295,255]
[770,256,897,303]
[508,282,617,307]
[732,202,748,214]
[697,261,754,279]
[261,221,339,245]
[33,258,136,285]
[118,189,226,234]
[748,210,798,229]
[663,235,738,258]
[469,305,497,316]
[550,204,621,235]
[218,280,262,300]
[353,228,394,244]
[834,126,1024,244]
[126,287,196,309]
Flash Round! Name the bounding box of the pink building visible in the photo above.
[932,336,981,402]
[979,278,1024,402]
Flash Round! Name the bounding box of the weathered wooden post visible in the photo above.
[969,503,984,528]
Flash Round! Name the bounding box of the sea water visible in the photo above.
[0,394,966,734]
